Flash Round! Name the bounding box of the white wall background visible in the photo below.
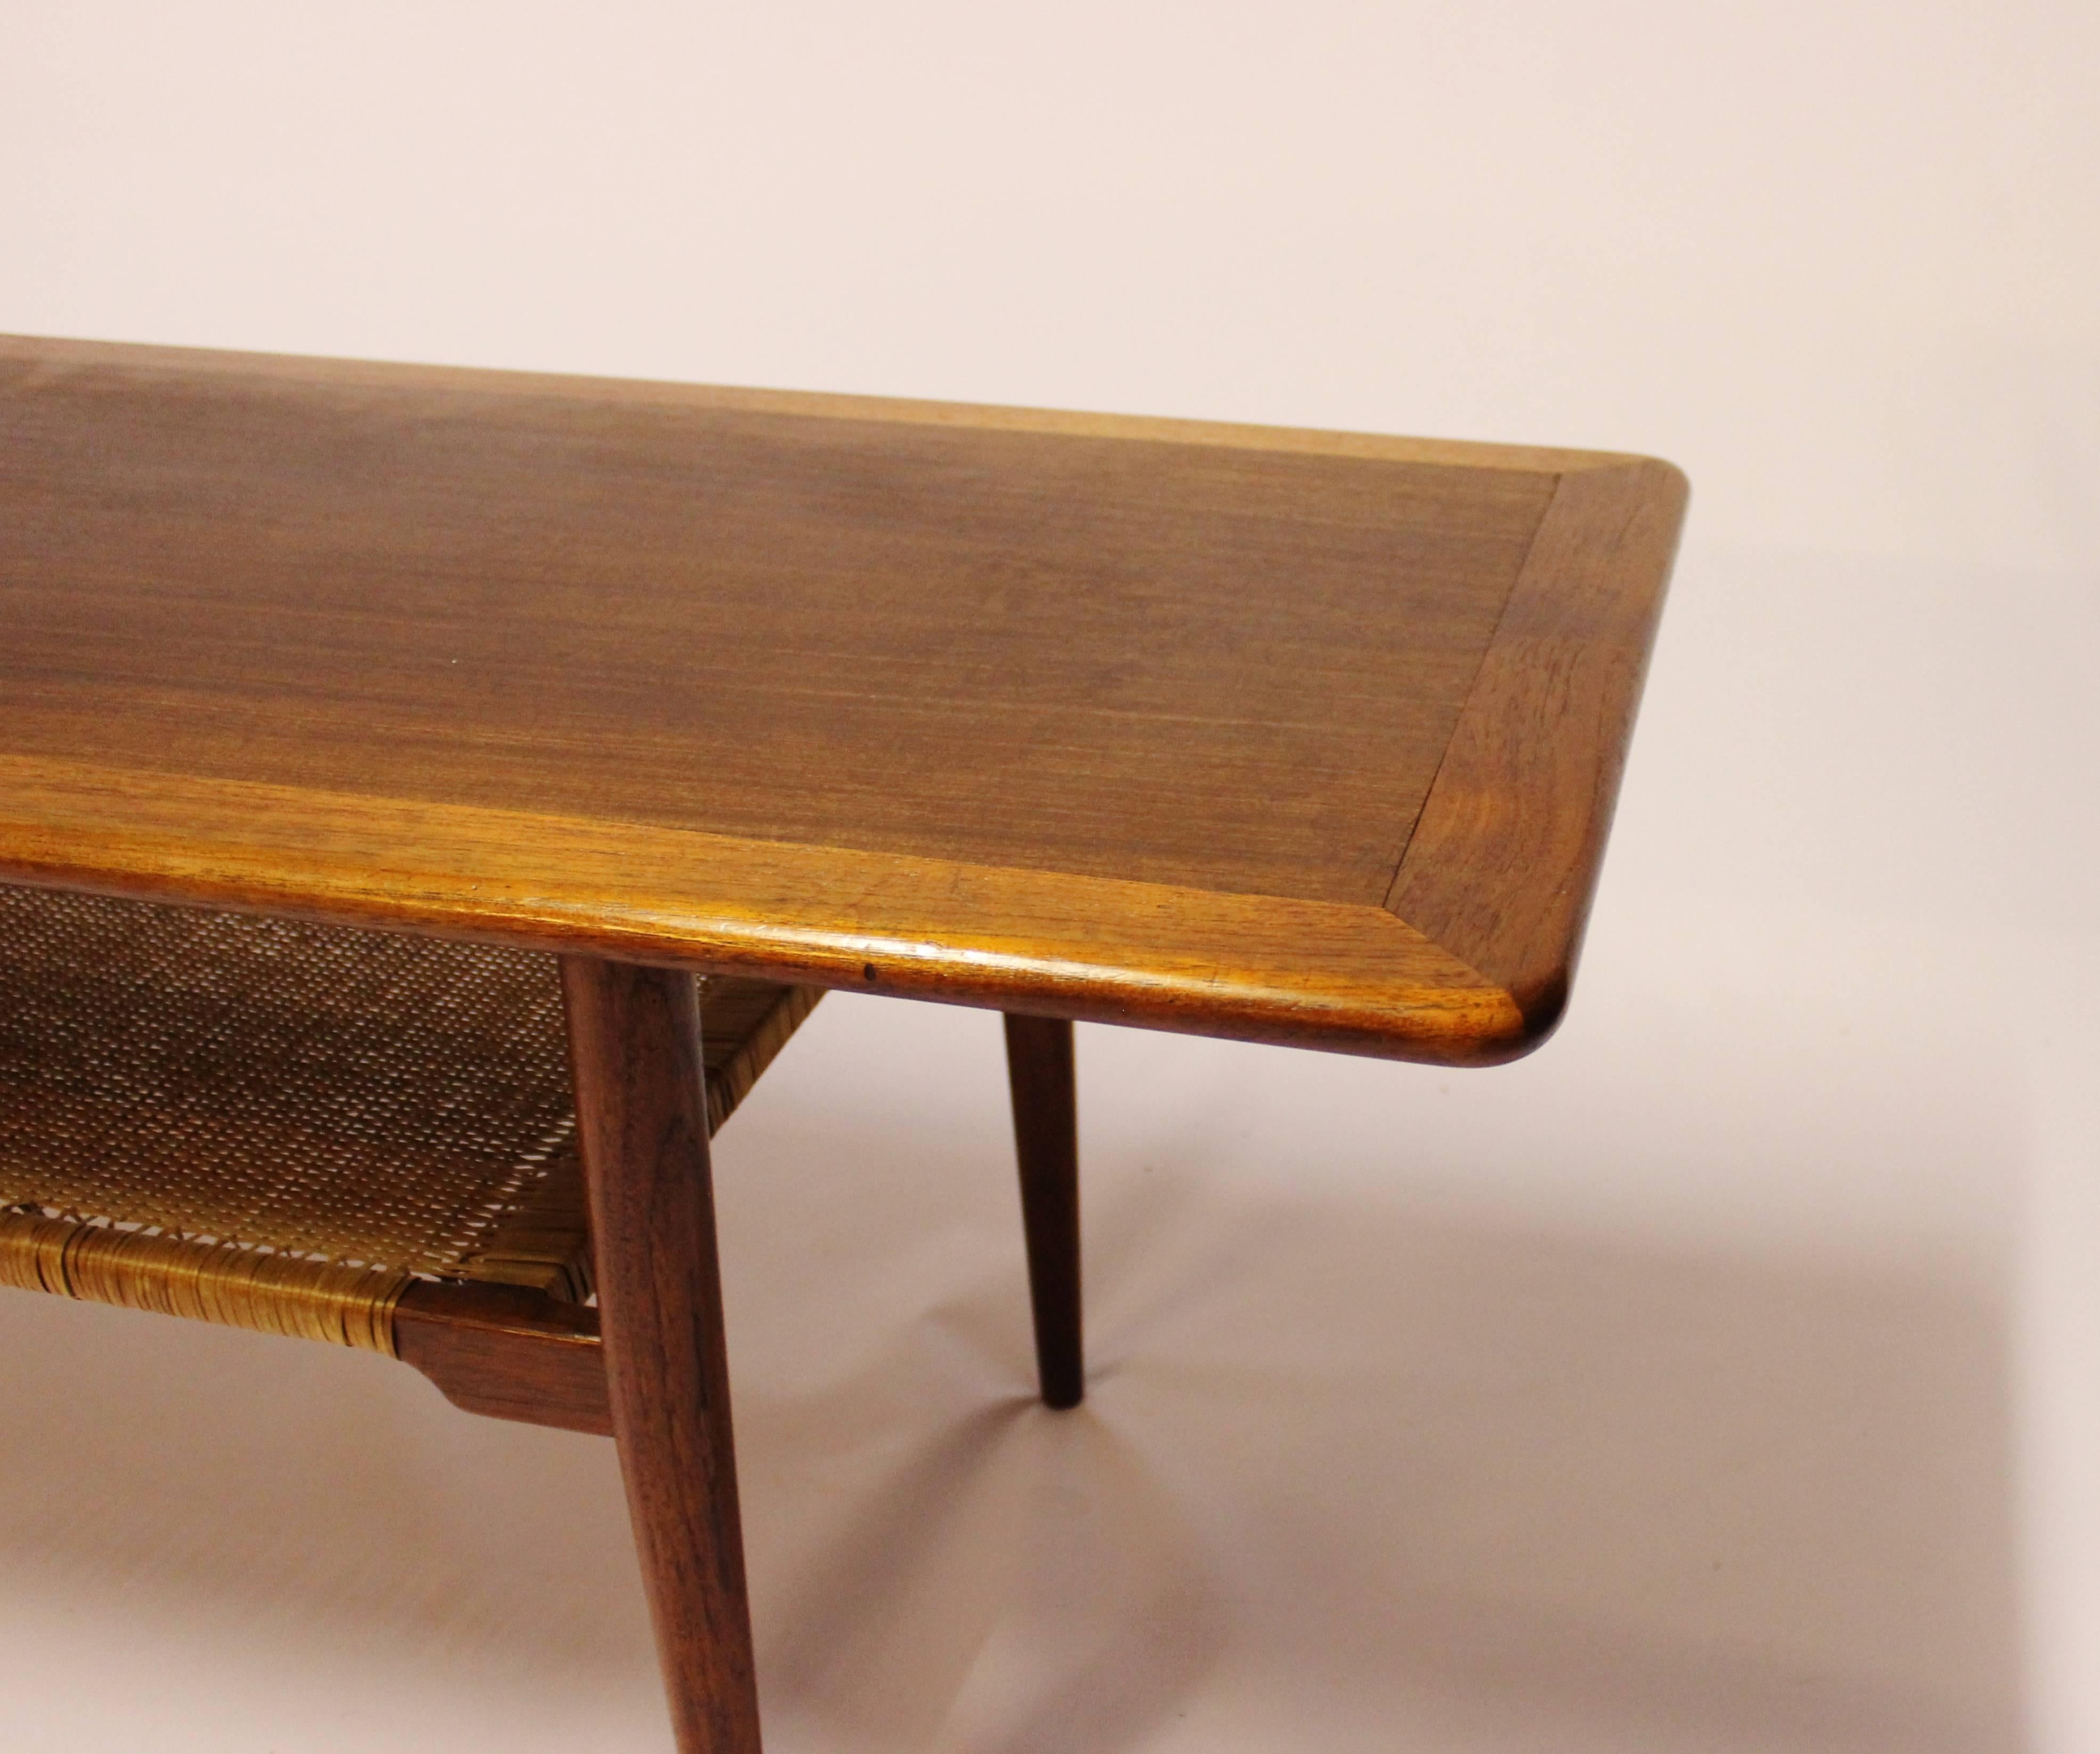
[3,6,2095,1751]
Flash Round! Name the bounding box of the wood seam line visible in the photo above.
[1375,468,1568,913]
[1379,460,1652,925]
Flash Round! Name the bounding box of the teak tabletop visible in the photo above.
[0,335,1685,1065]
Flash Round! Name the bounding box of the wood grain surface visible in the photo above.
[1387,461,1689,1034]
[0,335,1686,1064]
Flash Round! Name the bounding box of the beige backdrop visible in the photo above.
[3,4,2096,1750]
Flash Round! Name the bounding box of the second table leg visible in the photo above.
[1003,1013,1083,1410]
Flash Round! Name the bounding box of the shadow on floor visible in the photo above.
[730,1129,2024,1753]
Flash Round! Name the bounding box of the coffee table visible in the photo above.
[0,335,1685,1751]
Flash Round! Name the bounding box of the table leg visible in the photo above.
[1003,1013,1084,1409]
[563,955,762,1754]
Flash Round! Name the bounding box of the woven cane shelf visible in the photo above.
[0,882,818,1359]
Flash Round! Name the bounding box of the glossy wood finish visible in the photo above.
[0,340,1546,907]
[0,753,1522,1061]
[1004,1015,1083,1410]
[0,336,1686,1065]
[392,1280,610,1435]
[563,956,760,1754]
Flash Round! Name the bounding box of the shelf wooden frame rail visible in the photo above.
[0,335,1686,1754]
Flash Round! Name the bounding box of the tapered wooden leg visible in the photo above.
[563,955,761,1754]
[1003,1013,1083,1409]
